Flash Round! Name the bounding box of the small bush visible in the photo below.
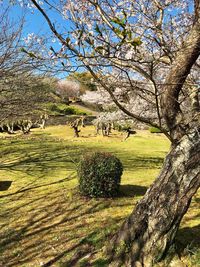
[63,106,77,115]
[113,122,133,132]
[48,103,89,115]
[49,104,60,112]
[78,152,123,198]
[63,106,87,115]
[149,127,162,133]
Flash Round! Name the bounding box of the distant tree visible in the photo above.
[70,116,85,137]
[56,80,80,104]
[67,71,97,92]
[0,8,54,126]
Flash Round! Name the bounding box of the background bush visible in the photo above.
[78,152,123,197]
[113,122,134,132]
[62,106,87,115]
[47,103,89,115]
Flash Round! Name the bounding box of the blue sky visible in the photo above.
[4,1,64,39]
[3,0,195,45]
[1,0,195,79]
[4,2,45,34]
[1,0,74,78]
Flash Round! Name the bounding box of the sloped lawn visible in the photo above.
[0,126,199,267]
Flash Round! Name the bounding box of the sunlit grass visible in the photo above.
[0,125,199,267]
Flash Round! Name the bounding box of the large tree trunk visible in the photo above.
[107,128,200,267]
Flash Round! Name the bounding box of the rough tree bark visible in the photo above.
[106,7,200,266]
[107,129,200,267]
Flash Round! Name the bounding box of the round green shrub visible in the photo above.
[77,152,123,198]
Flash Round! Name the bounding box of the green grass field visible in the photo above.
[0,126,199,267]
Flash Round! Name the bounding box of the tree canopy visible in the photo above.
[0,8,56,123]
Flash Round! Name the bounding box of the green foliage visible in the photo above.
[109,15,142,48]
[78,152,123,198]
[114,122,133,132]
[95,46,104,52]
[92,258,110,267]
[49,104,60,112]
[191,248,200,266]
[131,37,142,47]
[20,47,27,53]
[67,71,97,92]
[48,103,89,115]
[62,106,87,115]
[20,47,41,59]
[149,127,162,133]
[95,24,102,35]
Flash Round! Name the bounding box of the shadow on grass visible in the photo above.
[0,181,12,191]
[0,181,126,267]
[1,187,198,267]
[91,258,110,267]
[0,131,175,267]
[194,197,200,203]
[117,153,165,170]
[176,224,200,251]
[43,243,91,267]
[119,184,147,197]
[0,136,86,175]
[0,174,76,199]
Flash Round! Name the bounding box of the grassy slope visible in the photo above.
[70,103,99,115]
[0,126,199,267]
[45,102,93,116]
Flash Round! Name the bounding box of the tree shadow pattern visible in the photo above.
[0,132,199,267]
